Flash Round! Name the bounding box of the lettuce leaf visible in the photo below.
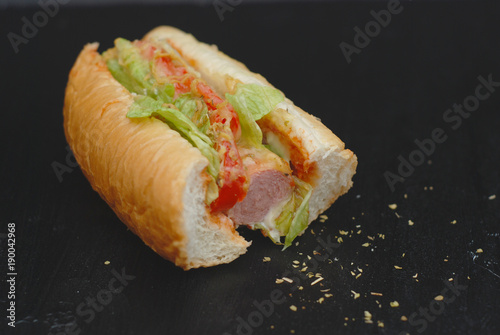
[104,38,175,103]
[225,84,284,147]
[274,176,313,249]
[128,95,220,179]
[174,94,210,134]
[283,185,312,249]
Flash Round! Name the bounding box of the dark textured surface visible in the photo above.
[1,1,500,335]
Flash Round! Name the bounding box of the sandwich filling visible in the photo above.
[102,38,312,248]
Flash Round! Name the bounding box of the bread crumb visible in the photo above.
[339,230,348,235]
[413,273,418,278]
[104,261,110,265]
[401,315,408,321]
[276,278,284,284]
[408,220,414,226]
[371,292,383,296]
[390,301,400,307]
[489,194,496,200]
[377,320,384,328]
[282,277,294,283]
[388,204,397,210]
[263,257,271,262]
[351,290,360,299]
[364,311,373,323]
[311,277,324,286]
[476,248,483,253]
[362,242,370,248]
[325,293,333,298]
[394,265,403,269]
[451,220,457,224]
[317,297,325,304]
[289,305,297,312]
[404,193,408,199]
[434,295,444,301]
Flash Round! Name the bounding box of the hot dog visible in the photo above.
[63,26,357,269]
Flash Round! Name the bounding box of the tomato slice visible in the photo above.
[141,42,248,212]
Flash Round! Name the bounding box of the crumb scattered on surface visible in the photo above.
[408,220,414,226]
[394,265,403,270]
[263,257,271,262]
[404,193,408,199]
[311,277,324,286]
[371,292,383,296]
[489,194,496,200]
[377,320,385,328]
[351,290,360,299]
[434,295,444,301]
[401,316,408,321]
[276,278,284,284]
[390,301,400,308]
[289,305,297,312]
[476,248,483,253]
[364,311,373,324]
[389,204,397,210]
[451,220,457,224]
[104,261,110,265]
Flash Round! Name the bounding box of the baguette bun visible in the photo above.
[64,27,357,270]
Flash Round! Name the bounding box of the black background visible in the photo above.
[1,1,500,334]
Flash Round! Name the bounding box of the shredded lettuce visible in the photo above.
[128,95,220,179]
[275,176,313,249]
[174,94,210,134]
[104,38,175,103]
[225,83,284,147]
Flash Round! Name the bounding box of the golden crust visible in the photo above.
[64,44,212,268]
